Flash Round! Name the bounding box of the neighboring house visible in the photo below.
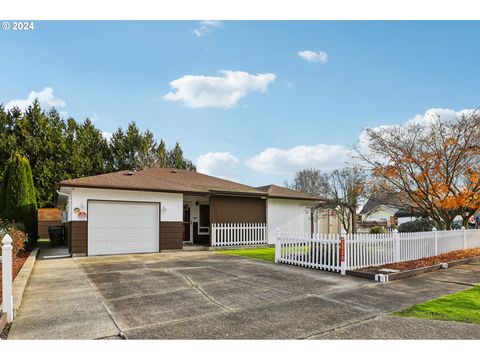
[37,208,62,238]
[357,192,404,231]
[55,168,320,256]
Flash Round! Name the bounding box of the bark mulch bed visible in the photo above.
[358,247,480,273]
[0,249,31,300]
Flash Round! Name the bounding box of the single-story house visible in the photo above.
[55,168,320,256]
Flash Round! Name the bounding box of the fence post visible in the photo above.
[463,229,467,250]
[274,228,281,263]
[2,234,14,322]
[433,228,438,256]
[340,230,346,275]
[393,228,400,262]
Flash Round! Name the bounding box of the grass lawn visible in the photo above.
[395,285,480,325]
[215,247,275,262]
[37,238,50,246]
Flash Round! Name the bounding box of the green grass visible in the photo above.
[215,247,275,262]
[36,238,50,247]
[395,285,480,325]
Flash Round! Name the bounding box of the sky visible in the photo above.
[1,21,480,187]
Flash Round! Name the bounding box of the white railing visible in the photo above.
[211,223,267,247]
[275,229,480,274]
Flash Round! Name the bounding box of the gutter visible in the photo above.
[55,190,71,209]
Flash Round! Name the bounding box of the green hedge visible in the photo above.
[398,218,435,233]
[0,151,38,243]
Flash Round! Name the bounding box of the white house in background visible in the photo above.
[358,192,404,231]
[55,168,322,256]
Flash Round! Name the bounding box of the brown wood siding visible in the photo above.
[38,220,62,238]
[159,221,183,250]
[65,221,71,251]
[210,195,266,224]
[67,221,87,254]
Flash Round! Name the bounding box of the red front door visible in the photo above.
[183,205,190,242]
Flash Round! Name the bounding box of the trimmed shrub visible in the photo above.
[398,218,436,233]
[369,226,387,234]
[0,152,38,243]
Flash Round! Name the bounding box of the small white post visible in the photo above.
[433,228,438,256]
[340,229,347,275]
[463,229,467,250]
[274,228,281,263]
[393,228,400,262]
[2,234,14,322]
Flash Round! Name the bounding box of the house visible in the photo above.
[55,168,320,256]
[357,192,404,231]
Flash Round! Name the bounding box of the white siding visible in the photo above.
[266,199,314,244]
[60,187,183,223]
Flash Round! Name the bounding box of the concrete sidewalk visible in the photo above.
[8,257,120,340]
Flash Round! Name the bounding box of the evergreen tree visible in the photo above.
[0,101,196,207]
[0,151,38,243]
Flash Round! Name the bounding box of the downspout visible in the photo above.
[56,190,71,220]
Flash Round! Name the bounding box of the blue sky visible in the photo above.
[1,21,479,186]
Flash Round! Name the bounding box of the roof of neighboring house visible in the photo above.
[256,184,323,201]
[58,168,267,196]
[359,192,405,215]
[38,208,62,221]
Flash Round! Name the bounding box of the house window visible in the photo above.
[198,204,210,234]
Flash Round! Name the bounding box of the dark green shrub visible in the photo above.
[0,152,38,243]
[398,218,436,233]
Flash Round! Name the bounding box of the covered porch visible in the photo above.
[182,194,268,247]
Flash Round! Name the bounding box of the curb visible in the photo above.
[347,255,480,282]
[11,248,39,317]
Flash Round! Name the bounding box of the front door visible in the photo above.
[183,204,191,242]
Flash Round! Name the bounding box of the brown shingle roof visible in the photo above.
[256,184,323,201]
[58,168,267,196]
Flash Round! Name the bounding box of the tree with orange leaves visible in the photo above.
[358,111,480,230]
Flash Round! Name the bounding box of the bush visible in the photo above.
[398,218,436,233]
[0,220,27,259]
[0,151,38,243]
[369,226,387,234]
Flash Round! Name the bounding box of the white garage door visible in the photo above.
[88,201,159,256]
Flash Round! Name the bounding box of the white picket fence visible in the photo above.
[275,229,480,274]
[211,223,267,247]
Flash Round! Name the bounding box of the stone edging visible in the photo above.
[346,255,480,282]
[11,248,39,316]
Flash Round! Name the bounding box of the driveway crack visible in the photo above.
[168,269,234,312]
[73,258,125,337]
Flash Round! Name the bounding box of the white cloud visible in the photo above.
[297,50,328,64]
[5,87,66,111]
[164,70,276,109]
[246,144,352,175]
[102,131,113,142]
[194,20,221,37]
[197,152,240,180]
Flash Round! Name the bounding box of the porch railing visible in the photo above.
[211,223,267,247]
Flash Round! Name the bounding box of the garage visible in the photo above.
[88,201,160,256]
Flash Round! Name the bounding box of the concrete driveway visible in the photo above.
[8,251,480,339]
